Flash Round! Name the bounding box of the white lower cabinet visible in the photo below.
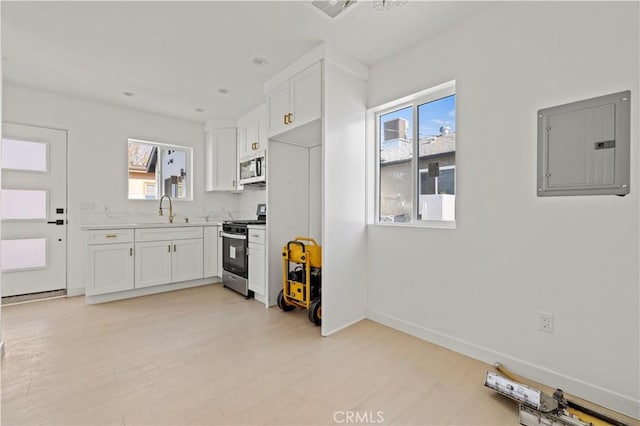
[248,243,265,295]
[87,242,135,295]
[247,227,266,298]
[134,227,204,288]
[203,225,221,278]
[172,238,204,282]
[134,240,173,288]
[86,229,135,296]
[86,226,213,299]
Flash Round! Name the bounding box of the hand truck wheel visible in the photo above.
[277,289,295,312]
[308,297,321,326]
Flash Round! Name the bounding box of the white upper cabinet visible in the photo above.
[237,104,267,158]
[268,82,291,137]
[204,125,240,191]
[267,62,322,138]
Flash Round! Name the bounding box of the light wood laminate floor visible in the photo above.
[0,284,612,425]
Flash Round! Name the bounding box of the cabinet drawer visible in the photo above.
[86,229,134,245]
[248,229,265,244]
[135,227,203,242]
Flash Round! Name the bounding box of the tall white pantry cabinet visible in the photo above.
[265,44,368,336]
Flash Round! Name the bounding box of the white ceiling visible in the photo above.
[2,1,491,123]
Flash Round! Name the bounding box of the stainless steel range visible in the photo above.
[221,204,266,298]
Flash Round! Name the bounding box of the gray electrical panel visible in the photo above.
[537,90,630,197]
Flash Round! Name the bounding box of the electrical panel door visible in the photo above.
[537,91,630,197]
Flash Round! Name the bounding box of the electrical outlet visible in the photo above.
[538,311,553,333]
[79,202,95,210]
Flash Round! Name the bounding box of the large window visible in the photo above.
[128,139,192,200]
[377,83,456,225]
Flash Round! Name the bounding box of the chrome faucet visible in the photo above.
[158,195,174,223]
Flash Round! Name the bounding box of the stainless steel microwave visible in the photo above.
[239,151,266,185]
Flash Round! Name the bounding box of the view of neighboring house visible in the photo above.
[379,94,456,222]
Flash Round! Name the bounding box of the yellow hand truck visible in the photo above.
[278,237,322,326]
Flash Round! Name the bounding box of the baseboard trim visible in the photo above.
[366,310,639,420]
[85,278,221,305]
[2,289,67,305]
[66,288,85,297]
[322,315,366,337]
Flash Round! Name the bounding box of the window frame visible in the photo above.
[373,81,456,228]
[127,138,194,201]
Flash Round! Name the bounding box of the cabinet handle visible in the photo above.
[219,230,222,238]
[174,244,177,252]
[168,245,171,252]
[130,247,133,256]
[106,234,117,238]
[283,114,288,125]
[287,112,293,124]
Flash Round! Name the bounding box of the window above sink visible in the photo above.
[128,138,193,201]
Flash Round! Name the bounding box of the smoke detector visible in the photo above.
[311,0,357,18]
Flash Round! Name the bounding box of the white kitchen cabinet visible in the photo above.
[267,62,321,138]
[136,238,202,286]
[84,225,215,304]
[247,227,266,301]
[134,227,204,288]
[238,104,267,158]
[172,238,204,282]
[203,225,221,278]
[204,125,240,191]
[86,229,135,296]
[217,227,223,277]
[135,240,173,288]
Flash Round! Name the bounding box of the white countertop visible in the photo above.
[82,221,222,230]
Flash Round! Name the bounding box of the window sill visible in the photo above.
[369,220,456,230]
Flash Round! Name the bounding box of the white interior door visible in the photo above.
[1,123,67,297]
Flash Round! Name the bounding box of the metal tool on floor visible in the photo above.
[484,363,629,426]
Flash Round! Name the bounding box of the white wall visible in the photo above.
[266,141,312,306]
[309,145,322,244]
[0,10,4,356]
[322,60,368,336]
[3,83,237,294]
[367,2,639,418]
[236,186,266,219]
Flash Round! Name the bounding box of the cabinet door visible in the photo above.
[267,80,290,137]
[203,226,219,278]
[237,125,248,160]
[248,242,265,295]
[87,243,134,295]
[135,240,172,288]
[290,62,322,128]
[172,238,204,283]
[205,127,238,191]
[257,111,268,153]
[245,120,258,153]
[217,228,223,277]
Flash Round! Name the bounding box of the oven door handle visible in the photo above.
[221,232,247,240]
